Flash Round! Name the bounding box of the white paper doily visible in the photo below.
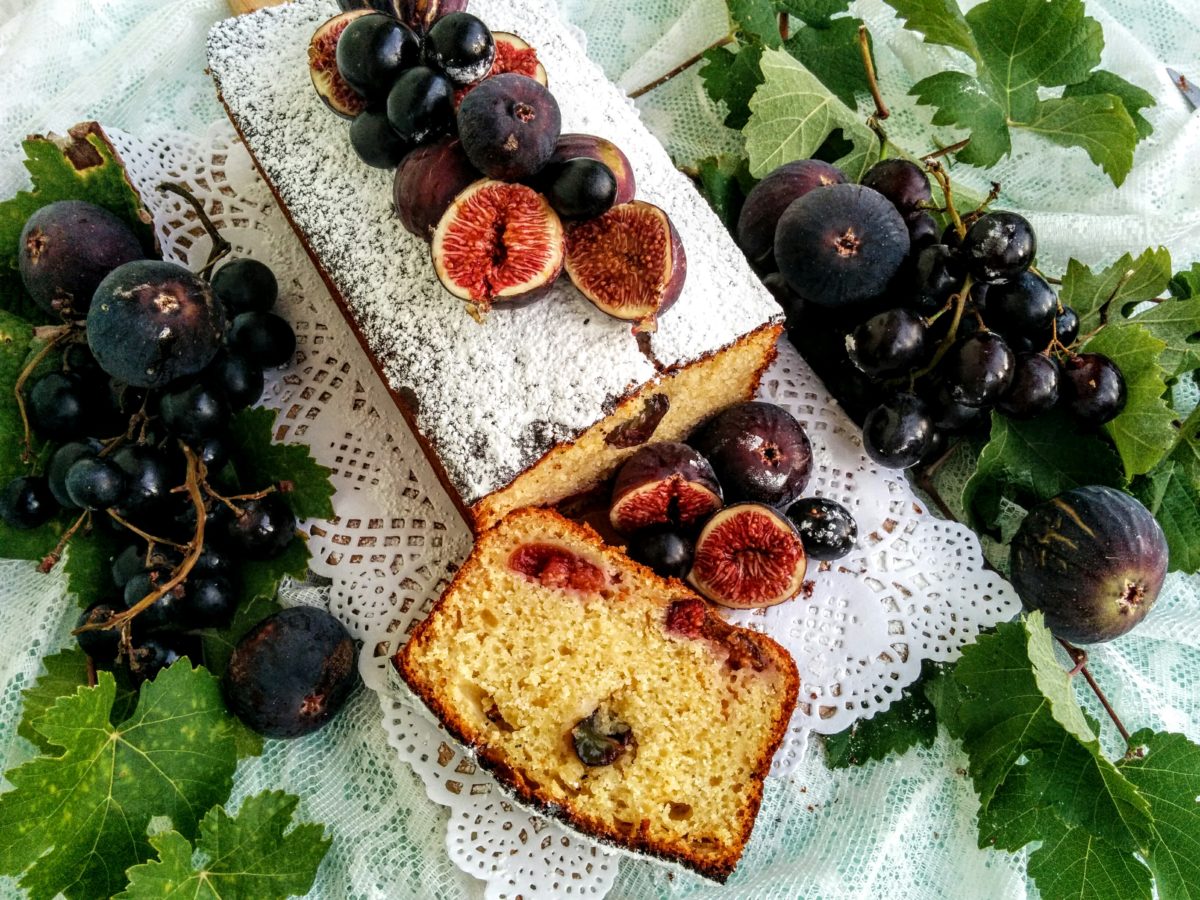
[112,119,1021,899]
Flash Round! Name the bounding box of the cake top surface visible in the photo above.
[207,0,781,504]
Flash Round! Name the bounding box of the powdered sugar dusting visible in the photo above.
[207,0,779,503]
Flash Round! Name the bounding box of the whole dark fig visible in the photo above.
[735,159,845,271]
[223,606,360,738]
[457,73,561,180]
[1010,486,1167,644]
[691,402,812,508]
[393,137,481,239]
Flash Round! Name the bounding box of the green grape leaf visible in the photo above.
[1059,248,1173,336]
[1063,69,1156,140]
[1169,262,1200,299]
[117,790,330,900]
[783,17,871,108]
[881,0,977,58]
[1124,297,1200,378]
[1026,816,1153,900]
[700,41,765,129]
[16,647,137,754]
[1024,94,1139,187]
[726,0,782,47]
[776,0,850,29]
[744,47,880,180]
[0,662,240,900]
[952,613,1152,846]
[1133,425,1200,574]
[0,124,155,323]
[227,406,335,521]
[823,661,942,767]
[64,523,126,608]
[1082,323,1174,478]
[1119,730,1200,898]
[695,154,754,231]
[892,0,1150,183]
[961,412,1124,533]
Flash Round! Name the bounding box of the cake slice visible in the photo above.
[396,507,800,881]
[206,0,783,530]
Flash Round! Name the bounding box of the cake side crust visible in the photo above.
[396,507,801,882]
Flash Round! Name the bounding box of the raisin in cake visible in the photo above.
[207,0,783,530]
[396,508,799,881]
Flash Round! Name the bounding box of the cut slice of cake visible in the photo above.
[207,0,783,531]
[396,507,800,881]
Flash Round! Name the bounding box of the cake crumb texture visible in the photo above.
[397,508,800,881]
[207,0,781,506]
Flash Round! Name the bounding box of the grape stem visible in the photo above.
[778,11,789,41]
[921,138,971,162]
[157,182,232,279]
[202,481,277,517]
[1057,637,1138,754]
[38,510,90,573]
[14,325,74,463]
[925,161,966,239]
[106,510,188,551]
[74,445,206,643]
[909,274,974,383]
[858,25,889,121]
[627,35,734,100]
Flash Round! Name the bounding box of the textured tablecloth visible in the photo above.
[1,1,1199,898]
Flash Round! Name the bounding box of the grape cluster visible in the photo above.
[1,199,300,679]
[771,159,1126,469]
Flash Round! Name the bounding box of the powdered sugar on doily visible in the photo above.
[206,0,780,506]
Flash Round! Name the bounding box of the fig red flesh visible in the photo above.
[609,441,722,535]
[564,201,686,333]
[432,179,564,315]
[688,503,807,609]
[454,32,547,107]
[309,11,371,119]
[509,543,607,592]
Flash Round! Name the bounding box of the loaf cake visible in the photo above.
[396,507,800,881]
[206,0,783,531]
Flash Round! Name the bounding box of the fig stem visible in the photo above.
[1057,637,1134,749]
[74,444,206,636]
[157,182,232,279]
[38,510,90,574]
[778,11,789,41]
[14,325,74,463]
[858,25,889,121]
[628,35,734,100]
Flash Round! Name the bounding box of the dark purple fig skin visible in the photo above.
[337,0,468,33]
[547,133,635,204]
[605,393,670,448]
[19,200,145,317]
[691,401,812,508]
[457,73,561,180]
[1010,486,1168,644]
[735,160,845,272]
[394,137,481,239]
[223,606,360,738]
[609,441,722,535]
[86,260,225,388]
[775,183,910,309]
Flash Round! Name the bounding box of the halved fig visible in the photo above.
[454,32,547,107]
[394,137,481,240]
[550,134,636,204]
[432,179,564,318]
[309,10,372,119]
[688,503,807,609]
[609,442,722,535]
[564,201,686,333]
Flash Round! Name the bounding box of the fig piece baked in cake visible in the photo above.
[207,0,783,530]
[396,508,800,881]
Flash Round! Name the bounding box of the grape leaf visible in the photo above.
[726,0,782,47]
[701,41,765,129]
[1026,817,1153,900]
[1083,323,1175,478]
[1125,297,1200,378]
[0,123,155,324]
[1134,418,1200,575]
[783,17,871,108]
[824,672,939,768]
[777,0,850,29]
[910,72,1012,168]
[1058,248,1173,336]
[227,406,335,521]
[1169,262,1200,299]
[118,790,330,900]
[744,47,880,180]
[881,0,976,58]
[1119,730,1200,898]
[961,412,1124,532]
[1063,69,1156,141]
[695,154,754,231]
[0,662,240,900]
[16,647,137,754]
[952,613,1152,845]
[1024,94,1139,187]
